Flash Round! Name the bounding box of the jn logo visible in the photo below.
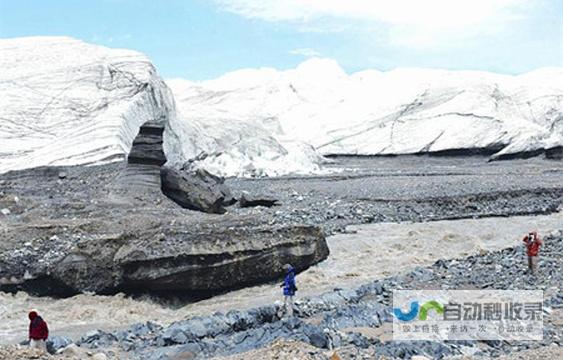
[393,300,444,321]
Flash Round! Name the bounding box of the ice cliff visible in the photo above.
[0,37,321,177]
[169,59,563,161]
[0,37,174,173]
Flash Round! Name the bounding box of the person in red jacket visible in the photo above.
[28,310,49,351]
[523,231,542,274]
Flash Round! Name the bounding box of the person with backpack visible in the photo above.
[281,264,297,317]
[523,231,542,274]
[28,310,49,351]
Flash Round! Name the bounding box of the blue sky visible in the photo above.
[0,0,561,80]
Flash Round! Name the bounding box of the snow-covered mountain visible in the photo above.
[0,37,321,176]
[169,59,563,160]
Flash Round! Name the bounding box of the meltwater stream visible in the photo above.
[1,212,561,344]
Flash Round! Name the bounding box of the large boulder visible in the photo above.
[160,166,233,214]
[46,336,73,355]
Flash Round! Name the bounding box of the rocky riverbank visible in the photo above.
[44,231,561,359]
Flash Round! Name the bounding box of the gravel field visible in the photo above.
[2,156,561,242]
[227,156,563,233]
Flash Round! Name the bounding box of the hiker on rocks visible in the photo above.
[28,310,49,351]
[523,231,542,274]
[281,264,297,317]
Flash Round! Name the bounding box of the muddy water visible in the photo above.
[1,212,561,344]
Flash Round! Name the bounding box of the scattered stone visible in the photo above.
[57,343,80,355]
[0,208,9,215]
[46,335,73,354]
[212,339,330,360]
[330,352,341,360]
[239,193,279,208]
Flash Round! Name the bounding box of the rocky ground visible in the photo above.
[0,155,562,359]
[220,341,563,360]
[0,345,110,360]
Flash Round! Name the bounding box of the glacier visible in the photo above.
[165,78,323,177]
[1,37,561,178]
[0,36,175,173]
[0,37,322,177]
[169,58,563,161]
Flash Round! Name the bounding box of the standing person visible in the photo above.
[281,264,297,317]
[28,310,49,352]
[523,231,542,274]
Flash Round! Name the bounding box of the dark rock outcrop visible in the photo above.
[123,119,237,214]
[546,146,563,160]
[160,167,234,214]
[112,120,167,191]
[119,119,235,213]
[118,224,328,294]
[0,213,328,295]
[127,121,166,167]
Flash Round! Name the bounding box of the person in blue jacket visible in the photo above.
[281,264,297,317]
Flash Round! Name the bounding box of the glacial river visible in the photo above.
[1,212,561,344]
